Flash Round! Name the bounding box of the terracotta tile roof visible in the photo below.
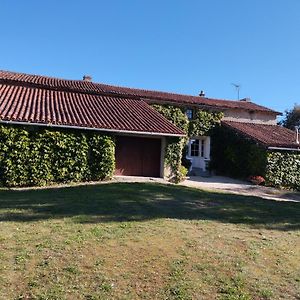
[0,70,279,114]
[0,80,184,136]
[222,120,299,149]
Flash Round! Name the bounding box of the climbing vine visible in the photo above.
[189,110,223,137]
[0,125,115,187]
[210,126,267,178]
[151,104,189,133]
[151,104,223,182]
[266,151,300,190]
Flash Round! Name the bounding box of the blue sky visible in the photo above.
[1,0,300,115]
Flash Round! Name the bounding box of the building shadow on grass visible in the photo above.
[0,183,299,231]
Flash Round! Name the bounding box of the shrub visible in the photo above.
[88,134,115,181]
[0,125,115,187]
[266,151,300,190]
[210,126,267,179]
[248,175,265,185]
[179,165,188,179]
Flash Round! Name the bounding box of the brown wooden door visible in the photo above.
[115,136,161,177]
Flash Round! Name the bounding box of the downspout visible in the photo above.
[296,126,299,145]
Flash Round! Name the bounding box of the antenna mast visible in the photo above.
[231,83,241,100]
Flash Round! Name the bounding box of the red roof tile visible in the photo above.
[0,70,279,114]
[222,121,299,149]
[0,82,184,136]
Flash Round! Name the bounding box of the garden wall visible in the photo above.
[0,125,115,187]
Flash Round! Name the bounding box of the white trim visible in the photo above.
[0,120,185,137]
[268,146,300,152]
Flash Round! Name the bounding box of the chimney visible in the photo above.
[240,97,251,102]
[199,90,205,97]
[83,75,92,82]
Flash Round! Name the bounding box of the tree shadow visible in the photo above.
[0,183,299,231]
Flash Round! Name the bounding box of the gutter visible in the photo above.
[268,146,300,152]
[0,120,185,138]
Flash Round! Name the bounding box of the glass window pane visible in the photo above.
[190,140,199,156]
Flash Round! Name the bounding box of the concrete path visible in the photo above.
[181,176,300,202]
[114,175,300,202]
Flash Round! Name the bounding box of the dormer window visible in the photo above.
[186,109,193,120]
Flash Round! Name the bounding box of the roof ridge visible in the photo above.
[0,69,227,101]
[0,70,280,114]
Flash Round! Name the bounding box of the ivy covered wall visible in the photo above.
[266,151,300,191]
[210,126,267,179]
[211,126,300,191]
[0,125,115,187]
[152,104,223,182]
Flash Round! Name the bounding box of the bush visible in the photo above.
[0,126,31,186]
[266,151,300,190]
[88,134,115,181]
[210,127,267,179]
[179,165,188,179]
[248,175,265,185]
[0,125,115,187]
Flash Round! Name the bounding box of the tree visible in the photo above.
[280,104,300,129]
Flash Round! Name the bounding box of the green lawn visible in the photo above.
[0,183,299,300]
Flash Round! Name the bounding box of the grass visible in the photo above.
[0,182,299,299]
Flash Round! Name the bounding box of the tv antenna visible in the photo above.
[231,83,241,100]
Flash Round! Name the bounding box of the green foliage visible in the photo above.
[0,126,31,186]
[165,137,186,183]
[210,127,267,178]
[179,165,188,179]
[47,131,90,183]
[151,104,189,133]
[151,105,188,182]
[29,130,55,186]
[88,134,115,181]
[189,110,223,137]
[0,125,115,187]
[280,104,300,129]
[266,151,300,190]
[152,104,222,182]
[211,126,300,190]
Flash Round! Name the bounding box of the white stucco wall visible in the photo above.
[222,109,277,124]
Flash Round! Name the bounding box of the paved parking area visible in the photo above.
[181,176,300,202]
[114,175,300,202]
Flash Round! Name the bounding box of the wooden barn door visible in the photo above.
[115,136,161,177]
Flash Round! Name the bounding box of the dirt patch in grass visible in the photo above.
[0,183,299,299]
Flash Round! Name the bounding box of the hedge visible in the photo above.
[210,126,267,179]
[0,125,115,187]
[266,151,300,190]
[211,126,300,191]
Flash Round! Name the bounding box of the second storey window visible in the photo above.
[186,109,193,120]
